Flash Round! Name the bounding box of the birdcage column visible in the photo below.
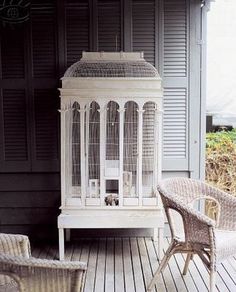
[137,108,145,206]
[118,106,125,207]
[99,103,106,206]
[79,106,86,207]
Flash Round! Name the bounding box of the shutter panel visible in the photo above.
[65,0,89,66]
[32,89,59,171]
[0,26,29,172]
[31,0,57,78]
[132,0,155,65]
[1,27,25,79]
[31,0,59,172]
[98,0,121,51]
[0,89,30,171]
[162,0,188,171]
[163,0,187,77]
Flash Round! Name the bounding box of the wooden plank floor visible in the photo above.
[32,237,236,292]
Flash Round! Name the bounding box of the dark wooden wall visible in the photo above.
[0,0,190,239]
[0,0,158,239]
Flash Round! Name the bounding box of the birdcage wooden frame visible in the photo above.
[58,52,164,260]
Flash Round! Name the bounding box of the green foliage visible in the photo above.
[206,129,236,195]
[206,129,236,152]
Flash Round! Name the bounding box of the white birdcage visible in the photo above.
[58,52,164,260]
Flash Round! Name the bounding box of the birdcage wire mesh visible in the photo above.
[87,101,100,198]
[64,61,159,78]
[142,102,156,197]
[106,101,120,161]
[71,102,81,194]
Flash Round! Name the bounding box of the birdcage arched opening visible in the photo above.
[142,101,158,198]
[123,101,138,199]
[105,101,120,198]
[86,101,100,199]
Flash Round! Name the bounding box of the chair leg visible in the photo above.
[183,253,192,275]
[147,241,175,292]
[210,270,216,292]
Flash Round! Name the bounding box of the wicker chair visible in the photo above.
[148,177,236,292]
[0,233,87,292]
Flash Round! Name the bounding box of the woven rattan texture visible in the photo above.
[0,233,86,292]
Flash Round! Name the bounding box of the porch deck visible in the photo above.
[32,237,236,292]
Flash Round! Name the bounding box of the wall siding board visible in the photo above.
[0,191,60,208]
[0,225,58,241]
[0,208,59,225]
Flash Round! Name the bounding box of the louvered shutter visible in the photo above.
[0,89,30,171]
[132,0,156,66]
[163,88,187,159]
[163,0,187,77]
[32,89,59,171]
[31,1,57,78]
[65,0,89,66]
[1,27,25,79]
[98,0,121,51]
[31,0,59,171]
[0,25,30,172]
[162,0,188,170]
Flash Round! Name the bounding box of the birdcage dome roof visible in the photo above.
[64,52,159,78]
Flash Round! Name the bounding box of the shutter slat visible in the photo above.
[163,88,187,159]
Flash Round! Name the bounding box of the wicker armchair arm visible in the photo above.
[215,194,236,231]
[183,206,215,245]
[0,233,31,258]
[166,204,215,246]
[0,254,87,292]
[158,185,216,227]
[183,205,215,227]
[0,254,87,270]
[199,185,236,230]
